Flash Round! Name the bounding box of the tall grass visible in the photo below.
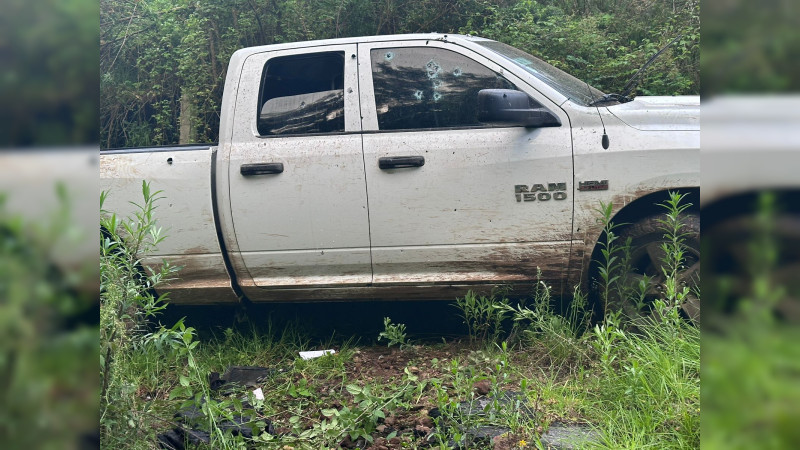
[100,189,699,449]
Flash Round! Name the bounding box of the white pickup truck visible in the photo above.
[100,33,699,312]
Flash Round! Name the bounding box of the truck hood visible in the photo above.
[607,96,699,131]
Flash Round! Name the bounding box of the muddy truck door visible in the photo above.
[357,40,574,290]
[217,44,371,300]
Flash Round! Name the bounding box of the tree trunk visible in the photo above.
[179,89,195,144]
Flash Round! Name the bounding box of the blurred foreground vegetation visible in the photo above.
[0,186,98,448]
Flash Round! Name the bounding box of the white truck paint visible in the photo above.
[100,33,699,305]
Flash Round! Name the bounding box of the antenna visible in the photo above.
[586,81,610,149]
[619,34,683,99]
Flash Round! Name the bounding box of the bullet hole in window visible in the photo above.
[299,101,306,109]
[433,92,442,102]
[453,67,462,77]
[426,59,441,78]
[384,52,394,61]
[431,79,442,89]
[414,90,424,100]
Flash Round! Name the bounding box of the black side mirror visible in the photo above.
[477,89,561,128]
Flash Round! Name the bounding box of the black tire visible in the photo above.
[611,213,700,323]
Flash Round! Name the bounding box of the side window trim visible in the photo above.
[234,44,361,142]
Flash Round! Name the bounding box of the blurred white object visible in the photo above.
[299,350,335,360]
[252,387,264,400]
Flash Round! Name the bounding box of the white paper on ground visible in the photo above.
[253,387,264,400]
[299,349,336,360]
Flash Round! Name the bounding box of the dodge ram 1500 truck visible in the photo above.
[100,33,699,316]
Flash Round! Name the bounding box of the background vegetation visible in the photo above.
[100,0,699,149]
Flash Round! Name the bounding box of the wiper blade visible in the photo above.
[587,93,630,106]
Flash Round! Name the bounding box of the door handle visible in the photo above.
[378,155,425,170]
[240,162,284,176]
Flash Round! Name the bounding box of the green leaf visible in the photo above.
[346,384,362,395]
[321,408,337,417]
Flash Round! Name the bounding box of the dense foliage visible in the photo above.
[100,0,699,149]
[1,0,98,146]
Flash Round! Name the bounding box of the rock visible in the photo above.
[474,380,491,395]
[539,422,601,450]
[428,391,535,420]
[414,424,431,437]
[339,435,361,448]
[419,416,434,428]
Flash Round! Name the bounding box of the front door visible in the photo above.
[357,40,574,288]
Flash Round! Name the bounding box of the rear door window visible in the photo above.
[257,52,345,136]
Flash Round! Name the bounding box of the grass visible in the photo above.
[100,188,701,449]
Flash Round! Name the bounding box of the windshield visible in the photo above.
[477,40,605,107]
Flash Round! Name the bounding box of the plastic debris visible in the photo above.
[253,387,264,400]
[298,349,335,360]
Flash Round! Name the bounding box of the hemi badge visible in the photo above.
[577,180,609,191]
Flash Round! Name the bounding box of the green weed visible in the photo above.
[453,289,511,344]
[378,316,409,349]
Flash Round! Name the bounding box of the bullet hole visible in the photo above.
[454,209,457,211]
[414,90,424,100]
[433,92,442,102]
[426,59,441,78]
[299,101,306,109]
[384,52,394,61]
[167,157,173,165]
[453,67,462,77]
[431,79,442,89]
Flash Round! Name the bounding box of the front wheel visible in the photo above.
[611,213,700,323]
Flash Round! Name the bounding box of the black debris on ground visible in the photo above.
[209,365,280,391]
[157,365,278,449]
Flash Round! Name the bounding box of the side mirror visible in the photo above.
[477,89,561,128]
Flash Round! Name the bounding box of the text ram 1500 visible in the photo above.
[100,33,699,317]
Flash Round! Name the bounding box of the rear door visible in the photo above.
[227,45,372,293]
[357,40,574,287]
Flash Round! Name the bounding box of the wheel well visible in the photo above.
[702,189,800,229]
[585,187,699,298]
[609,188,699,231]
